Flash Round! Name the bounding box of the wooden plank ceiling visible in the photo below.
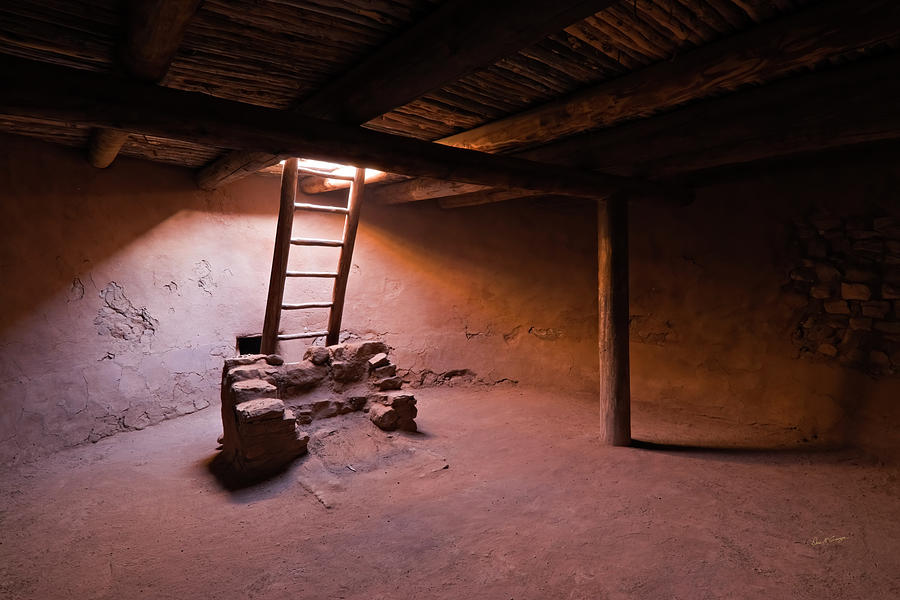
[0,0,895,188]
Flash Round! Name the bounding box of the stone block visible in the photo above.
[331,360,367,383]
[841,283,871,301]
[813,263,841,283]
[224,355,266,370]
[843,268,877,283]
[852,239,883,254]
[373,364,397,379]
[372,392,417,431]
[891,351,900,368]
[817,344,838,358]
[232,379,277,404]
[869,351,890,367]
[789,267,816,283]
[375,376,403,391]
[849,318,872,331]
[265,354,284,366]
[330,341,389,364]
[385,392,417,413]
[303,346,331,366]
[882,284,900,300]
[824,300,850,315]
[862,301,891,318]
[368,352,390,369]
[227,364,278,384]
[884,268,900,284]
[369,404,398,431]
[824,315,849,328]
[810,284,832,299]
[274,360,328,391]
[874,321,900,334]
[236,398,285,423]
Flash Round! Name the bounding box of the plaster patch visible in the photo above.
[94,282,158,342]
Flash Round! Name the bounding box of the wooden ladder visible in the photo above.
[260,158,366,353]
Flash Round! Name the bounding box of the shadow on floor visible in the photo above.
[203,451,306,500]
[628,438,877,466]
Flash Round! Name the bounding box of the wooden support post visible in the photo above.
[597,197,631,446]
[260,158,299,355]
[326,168,366,346]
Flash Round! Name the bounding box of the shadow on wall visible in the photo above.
[0,135,283,464]
[628,157,900,458]
[0,134,275,334]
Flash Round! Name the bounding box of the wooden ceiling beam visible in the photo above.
[426,52,900,208]
[195,0,620,189]
[87,0,203,168]
[309,0,900,197]
[0,57,682,202]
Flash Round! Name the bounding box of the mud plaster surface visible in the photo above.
[1,386,898,600]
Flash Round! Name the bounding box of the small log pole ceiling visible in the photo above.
[597,198,630,446]
[87,0,203,168]
[314,0,900,201]
[326,169,366,346]
[261,158,300,355]
[0,56,685,202]
[196,0,621,189]
[375,49,900,208]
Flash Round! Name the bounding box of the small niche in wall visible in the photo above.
[236,334,262,356]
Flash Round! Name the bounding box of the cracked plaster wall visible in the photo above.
[0,136,598,465]
[4,134,899,465]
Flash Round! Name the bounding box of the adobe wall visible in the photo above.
[0,136,596,464]
[2,134,898,464]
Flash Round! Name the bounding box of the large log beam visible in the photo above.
[316,0,900,198]
[527,53,900,178]
[196,0,619,189]
[438,0,900,155]
[382,51,900,207]
[87,0,203,168]
[0,57,680,201]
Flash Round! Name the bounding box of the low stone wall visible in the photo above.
[790,213,900,375]
[219,341,417,476]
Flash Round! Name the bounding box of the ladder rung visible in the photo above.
[285,271,339,278]
[297,167,356,181]
[277,331,328,341]
[290,237,343,247]
[281,301,333,310]
[294,202,349,215]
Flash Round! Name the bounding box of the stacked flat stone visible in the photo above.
[218,341,419,476]
[790,213,900,374]
[365,352,417,431]
[219,354,309,475]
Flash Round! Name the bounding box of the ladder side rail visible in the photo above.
[260,158,300,354]
[326,167,366,346]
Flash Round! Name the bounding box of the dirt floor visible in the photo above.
[1,386,899,600]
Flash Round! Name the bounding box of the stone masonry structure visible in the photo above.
[790,213,900,375]
[219,341,417,475]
